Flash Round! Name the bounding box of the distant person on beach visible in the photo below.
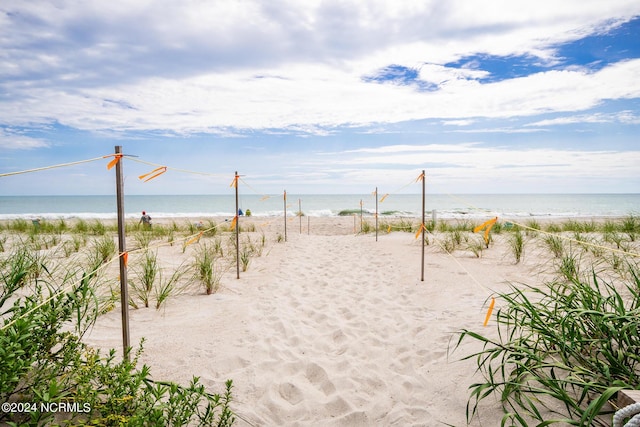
[139,211,152,228]
[238,209,244,216]
[245,209,252,217]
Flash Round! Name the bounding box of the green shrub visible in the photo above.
[0,248,235,426]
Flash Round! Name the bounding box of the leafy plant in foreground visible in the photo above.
[1,247,236,426]
[454,263,640,426]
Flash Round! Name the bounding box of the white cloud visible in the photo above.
[320,143,640,186]
[528,111,640,126]
[0,129,49,150]
[1,0,640,134]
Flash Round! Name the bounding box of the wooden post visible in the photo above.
[307,216,310,235]
[421,169,425,282]
[235,171,240,279]
[360,199,363,232]
[284,190,287,242]
[375,187,378,242]
[114,146,130,360]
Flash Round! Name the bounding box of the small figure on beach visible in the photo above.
[139,211,152,228]
[245,209,252,217]
[238,209,244,216]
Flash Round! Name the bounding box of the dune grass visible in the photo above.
[454,226,640,426]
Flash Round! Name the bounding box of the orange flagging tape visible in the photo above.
[122,252,129,267]
[414,223,427,239]
[473,217,498,244]
[230,216,238,230]
[380,193,389,202]
[105,154,123,170]
[230,175,238,188]
[185,231,204,247]
[483,297,496,326]
[138,166,167,182]
[415,172,425,182]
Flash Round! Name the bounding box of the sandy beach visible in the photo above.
[74,215,573,426]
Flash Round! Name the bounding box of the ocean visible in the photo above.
[0,194,638,221]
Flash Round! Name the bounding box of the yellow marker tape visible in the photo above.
[387,225,391,233]
[483,297,496,326]
[380,194,389,202]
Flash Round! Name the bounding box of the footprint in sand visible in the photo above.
[278,382,304,406]
[305,362,336,395]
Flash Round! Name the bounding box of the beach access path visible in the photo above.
[85,224,542,426]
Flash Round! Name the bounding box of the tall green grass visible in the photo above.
[193,244,226,295]
[455,260,640,426]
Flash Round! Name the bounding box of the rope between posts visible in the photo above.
[424,230,493,293]
[614,403,640,427]
[0,254,117,332]
[0,156,107,177]
[127,157,229,177]
[0,223,218,332]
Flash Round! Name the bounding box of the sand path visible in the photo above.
[86,230,522,426]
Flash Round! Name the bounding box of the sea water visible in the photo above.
[0,194,638,220]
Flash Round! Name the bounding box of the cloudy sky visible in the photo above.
[1,0,639,195]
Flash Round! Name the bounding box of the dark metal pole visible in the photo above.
[235,171,240,279]
[421,170,425,282]
[114,145,130,360]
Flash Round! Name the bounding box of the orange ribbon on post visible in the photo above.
[415,172,425,183]
[230,175,239,188]
[230,215,238,231]
[138,166,167,182]
[105,154,123,170]
[414,223,427,239]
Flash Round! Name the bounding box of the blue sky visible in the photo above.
[1,1,639,195]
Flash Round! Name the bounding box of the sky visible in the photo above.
[1,0,639,195]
